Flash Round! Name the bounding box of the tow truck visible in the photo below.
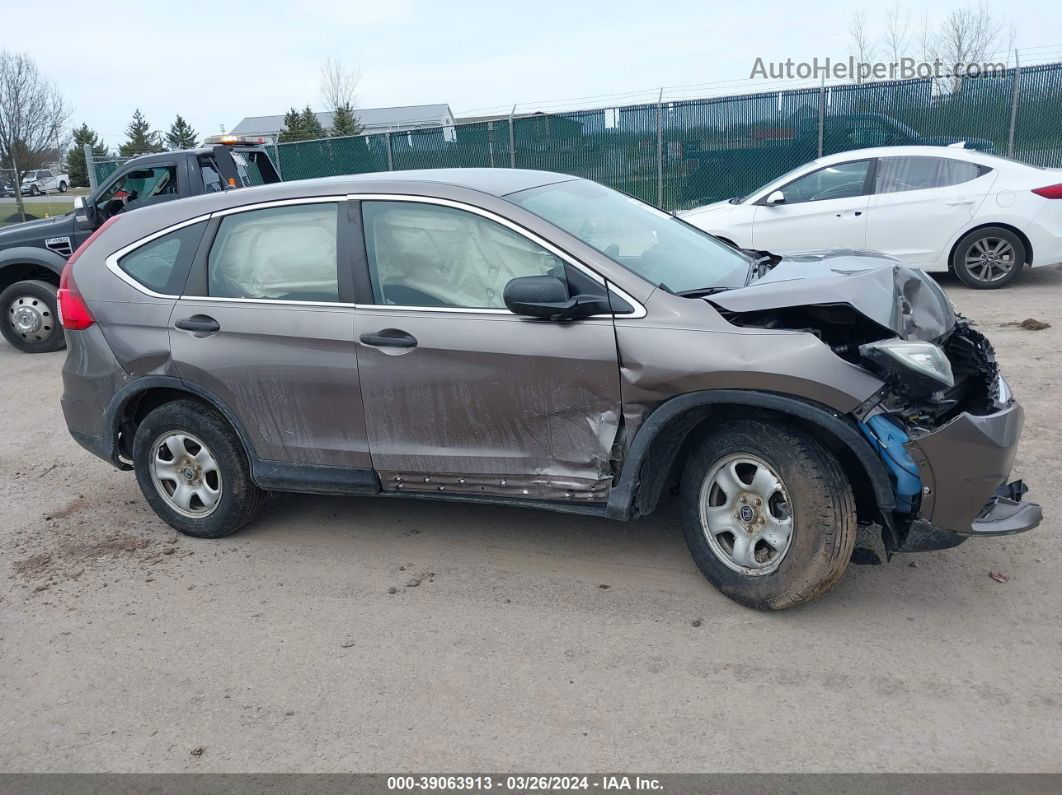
[0,136,281,353]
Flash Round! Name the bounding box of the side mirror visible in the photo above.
[503,275,611,321]
[765,190,786,205]
[73,196,95,230]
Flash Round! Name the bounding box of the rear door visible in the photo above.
[752,159,873,253]
[351,197,625,502]
[865,155,996,265]
[169,198,371,470]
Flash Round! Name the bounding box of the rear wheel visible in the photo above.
[58,181,68,193]
[133,400,266,538]
[0,280,65,353]
[680,419,857,610]
[951,227,1026,289]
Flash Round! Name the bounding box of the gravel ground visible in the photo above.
[1,269,1060,773]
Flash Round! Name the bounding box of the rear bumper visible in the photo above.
[897,402,1042,551]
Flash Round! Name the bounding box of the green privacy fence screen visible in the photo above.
[94,64,1062,210]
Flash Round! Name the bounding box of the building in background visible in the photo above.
[231,104,456,144]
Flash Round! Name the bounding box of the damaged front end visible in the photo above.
[709,252,1042,552]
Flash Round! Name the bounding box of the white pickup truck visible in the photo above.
[20,168,70,196]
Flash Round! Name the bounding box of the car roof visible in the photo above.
[812,145,1010,167]
[296,168,577,197]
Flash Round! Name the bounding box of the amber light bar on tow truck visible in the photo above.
[204,133,268,146]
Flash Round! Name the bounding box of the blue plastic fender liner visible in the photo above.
[859,414,922,514]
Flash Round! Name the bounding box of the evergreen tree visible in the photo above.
[118,109,163,156]
[329,103,363,137]
[299,105,325,139]
[277,107,305,142]
[164,114,199,150]
[66,123,109,188]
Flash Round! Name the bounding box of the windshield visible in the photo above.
[507,180,750,293]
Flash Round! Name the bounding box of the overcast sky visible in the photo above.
[3,0,1061,148]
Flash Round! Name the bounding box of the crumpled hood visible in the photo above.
[709,250,956,341]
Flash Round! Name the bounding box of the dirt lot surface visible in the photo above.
[1,270,1060,773]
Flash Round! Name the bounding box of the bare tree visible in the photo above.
[319,56,360,112]
[0,51,69,221]
[882,1,912,64]
[928,1,1003,93]
[848,10,877,83]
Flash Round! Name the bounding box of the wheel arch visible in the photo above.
[106,377,259,468]
[948,222,1034,269]
[606,390,896,531]
[0,248,66,292]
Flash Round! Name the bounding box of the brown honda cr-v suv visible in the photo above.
[59,169,1041,609]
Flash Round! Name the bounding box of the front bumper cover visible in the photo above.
[898,401,1042,551]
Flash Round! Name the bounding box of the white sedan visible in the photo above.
[680,145,1062,289]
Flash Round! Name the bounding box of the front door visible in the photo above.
[169,198,371,469]
[753,159,873,253]
[353,198,623,502]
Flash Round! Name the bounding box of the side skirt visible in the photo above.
[249,459,611,518]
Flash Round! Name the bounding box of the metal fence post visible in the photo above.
[385,131,394,170]
[508,106,517,169]
[488,121,496,168]
[817,76,826,159]
[1007,50,1022,158]
[84,143,97,191]
[656,88,664,208]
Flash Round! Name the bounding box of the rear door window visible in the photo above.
[207,203,340,301]
[117,221,207,295]
[874,157,991,194]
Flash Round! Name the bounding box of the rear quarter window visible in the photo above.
[117,221,207,295]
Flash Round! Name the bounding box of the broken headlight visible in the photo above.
[859,339,955,395]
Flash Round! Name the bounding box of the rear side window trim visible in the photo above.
[105,214,212,299]
[105,194,646,316]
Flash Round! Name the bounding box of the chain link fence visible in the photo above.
[81,63,1061,211]
[267,62,1062,211]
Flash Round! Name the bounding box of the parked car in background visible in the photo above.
[681,146,1062,289]
[20,168,69,195]
[0,139,280,354]
[1,178,17,198]
[682,113,995,205]
[58,169,1039,610]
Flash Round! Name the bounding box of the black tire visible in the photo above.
[680,419,857,610]
[30,184,40,196]
[58,181,68,193]
[951,226,1026,289]
[132,399,267,538]
[0,280,66,353]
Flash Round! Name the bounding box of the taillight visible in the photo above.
[57,215,120,331]
[1032,183,1062,199]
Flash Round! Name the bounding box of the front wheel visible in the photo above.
[133,399,266,538]
[681,419,857,610]
[29,184,40,196]
[0,280,66,353]
[951,227,1026,289]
